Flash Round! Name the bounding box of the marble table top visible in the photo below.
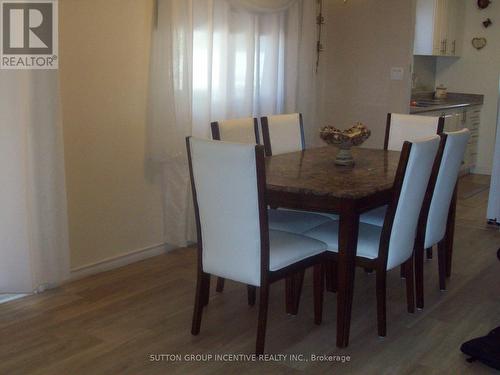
[265,146,401,199]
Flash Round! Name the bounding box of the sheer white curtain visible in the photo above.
[0,71,70,293]
[148,0,317,246]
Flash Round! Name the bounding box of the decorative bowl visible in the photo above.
[320,122,371,166]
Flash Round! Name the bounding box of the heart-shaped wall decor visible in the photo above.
[472,37,487,50]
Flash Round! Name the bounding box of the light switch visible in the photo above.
[390,67,404,81]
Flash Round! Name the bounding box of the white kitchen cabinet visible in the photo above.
[464,106,481,170]
[417,105,481,173]
[414,0,464,57]
[446,0,464,56]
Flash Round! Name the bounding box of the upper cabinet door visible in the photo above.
[414,0,438,55]
[446,0,465,56]
[414,0,464,56]
[435,0,448,55]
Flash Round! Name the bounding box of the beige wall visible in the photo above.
[59,0,164,269]
[436,1,500,175]
[318,0,415,149]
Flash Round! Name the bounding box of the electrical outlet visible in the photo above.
[390,67,404,81]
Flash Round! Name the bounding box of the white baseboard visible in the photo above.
[0,294,28,304]
[70,242,176,281]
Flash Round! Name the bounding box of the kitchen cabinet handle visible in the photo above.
[440,40,446,54]
[452,40,456,54]
[444,39,447,54]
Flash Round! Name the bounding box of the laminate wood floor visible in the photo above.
[1,174,499,375]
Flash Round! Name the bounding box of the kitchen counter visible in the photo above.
[410,92,484,114]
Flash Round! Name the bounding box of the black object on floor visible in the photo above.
[461,327,500,370]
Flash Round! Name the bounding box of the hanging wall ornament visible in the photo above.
[472,37,487,49]
[483,18,493,27]
[477,0,491,9]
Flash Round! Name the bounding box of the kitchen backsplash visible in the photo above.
[412,55,437,92]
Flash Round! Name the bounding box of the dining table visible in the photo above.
[265,145,401,348]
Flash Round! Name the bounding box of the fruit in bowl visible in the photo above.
[320,122,371,166]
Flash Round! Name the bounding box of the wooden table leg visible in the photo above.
[445,186,457,278]
[336,207,359,348]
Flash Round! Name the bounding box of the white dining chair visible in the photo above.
[258,113,339,313]
[415,129,470,307]
[212,117,261,295]
[187,137,327,354]
[303,135,441,337]
[261,113,305,156]
[211,116,333,298]
[384,113,445,151]
[211,117,260,144]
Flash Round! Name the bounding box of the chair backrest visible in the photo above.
[211,117,259,144]
[186,137,268,287]
[385,113,444,151]
[380,135,441,270]
[424,129,470,248]
[261,113,304,156]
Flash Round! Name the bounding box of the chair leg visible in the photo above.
[445,188,457,278]
[247,285,257,306]
[445,242,453,278]
[191,272,210,335]
[216,277,225,293]
[285,276,293,313]
[426,247,433,259]
[202,274,211,307]
[285,270,304,315]
[437,241,447,291]
[415,246,425,309]
[313,264,324,325]
[376,269,387,337]
[325,260,337,292]
[255,282,270,355]
[404,257,415,313]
